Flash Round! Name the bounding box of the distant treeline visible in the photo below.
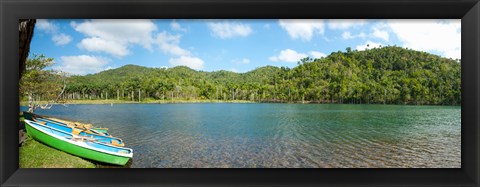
[61,46,460,105]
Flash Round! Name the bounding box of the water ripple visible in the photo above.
[22,104,461,168]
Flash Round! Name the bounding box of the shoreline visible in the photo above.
[20,99,460,106]
[20,99,256,106]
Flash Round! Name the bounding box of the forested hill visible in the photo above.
[65,46,461,105]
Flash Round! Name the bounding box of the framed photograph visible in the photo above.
[1,0,479,186]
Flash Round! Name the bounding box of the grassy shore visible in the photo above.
[20,99,256,105]
[19,115,96,168]
[19,135,96,168]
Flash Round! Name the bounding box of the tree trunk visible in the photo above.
[27,93,35,112]
[19,19,36,79]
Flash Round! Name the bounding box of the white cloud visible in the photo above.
[370,23,390,41]
[357,33,367,39]
[372,27,389,41]
[171,20,187,32]
[443,49,461,60]
[270,49,327,62]
[77,37,129,57]
[269,49,307,63]
[169,56,204,69]
[342,32,352,39]
[342,31,366,40]
[72,19,157,57]
[36,19,73,46]
[279,19,325,41]
[328,19,366,30]
[155,31,191,56]
[387,19,461,59]
[232,58,250,64]
[340,22,388,41]
[154,31,205,70]
[52,33,72,46]
[356,41,383,51]
[208,21,252,39]
[309,51,327,59]
[56,55,110,75]
[36,19,58,33]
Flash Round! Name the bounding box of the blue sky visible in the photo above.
[30,19,461,75]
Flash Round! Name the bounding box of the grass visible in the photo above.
[19,135,96,168]
[19,115,96,168]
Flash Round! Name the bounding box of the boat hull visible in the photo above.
[25,121,131,166]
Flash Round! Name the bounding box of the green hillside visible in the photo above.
[63,46,460,105]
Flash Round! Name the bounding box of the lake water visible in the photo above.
[21,103,461,168]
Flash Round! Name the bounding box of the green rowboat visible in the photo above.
[24,120,132,166]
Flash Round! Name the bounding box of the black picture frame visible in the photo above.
[1,0,479,186]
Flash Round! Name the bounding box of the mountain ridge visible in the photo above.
[64,46,461,105]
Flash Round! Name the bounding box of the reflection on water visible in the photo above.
[21,103,461,168]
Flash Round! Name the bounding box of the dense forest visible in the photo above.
[32,46,462,105]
